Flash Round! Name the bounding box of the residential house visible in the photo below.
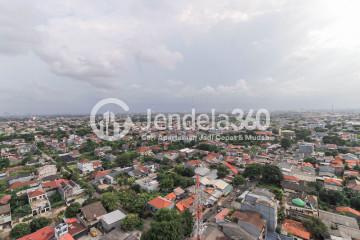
[58,180,85,205]
[147,196,174,212]
[229,211,267,240]
[0,204,11,230]
[346,179,360,193]
[336,206,360,218]
[212,179,233,196]
[79,201,107,227]
[77,160,102,174]
[100,209,127,232]
[281,219,310,240]
[77,160,94,174]
[137,146,153,156]
[135,176,159,192]
[240,188,278,232]
[319,165,336,177]
[204,152,223,164]
[175,195,195,213]
[37,164,57,180]
[18,226,54,240]
[215,208,230,224]
[27,187,51,216]
[163,151,179,161]
[323,177,343,191]
[185,160,201,169]
[298,143,314,158]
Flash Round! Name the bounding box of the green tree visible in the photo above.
[158,173,175,192]
[65,203,81,218]
[232,174,245,186]
[116,151,138,167]
[101,192,119,211]
[0,157,9,170]
[196,143,219,152]
[181,209,193,237]
[261,165,283,186]
[304,157,316,164]
[280,138,292,149]
[319,189,346,206]
[243,164,263,180]
[30,217,51,232]
[79,140,97,153]
[350,196,360,211]
[141,209,183,240]
[11,223,31,239]
[121,213,143,231]
[217,165,229,178]
[303,217,329,240]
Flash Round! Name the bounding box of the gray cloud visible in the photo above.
[1,0,360,114]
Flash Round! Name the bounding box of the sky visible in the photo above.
[1,0,360,115]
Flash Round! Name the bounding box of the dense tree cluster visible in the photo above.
[303,217,329,240]
[243,164,283,186]
[141,209,193,240]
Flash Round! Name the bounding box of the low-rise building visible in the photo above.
[240,188,278,232]
[147,196,174,212]
[18,226,54,240]
[58,180,85,205]
[100,209,127,232]
[0,204,11,230]
[38,164,57,180]
[79,201,107,227]
[27,188,51,216]
[281,219,310,240]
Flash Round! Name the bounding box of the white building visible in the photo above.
[38,164,57,179]
[77,160,94,174]
[100,210,126,232]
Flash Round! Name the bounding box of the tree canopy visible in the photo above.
[141,208,193,240]
[303,217,329,240]
[121,213,143,231]
[11,223,31,239]
[65,202,81,218]
[30,217,51,232]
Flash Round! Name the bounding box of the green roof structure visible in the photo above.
[292,198,305,207]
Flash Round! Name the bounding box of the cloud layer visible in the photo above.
[1,0,360,114]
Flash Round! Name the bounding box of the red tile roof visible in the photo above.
[164,192,176,201]
[92,160,102,168]
[324,178,342,186]
[283,175,300,182]
[215,208,230,222]
[148,196,173,210]
[0,194,11,205]
[42,179,69,189]
[175,196,194,213]
[92,170,111,179]
[18,226,54,240]
[282,219,310,240]
[28,189,46,198]
[186,160,201,167]
[137,146,152,153]
[9,180,37,190]
[224,162,238,174]
[336,206,360,217]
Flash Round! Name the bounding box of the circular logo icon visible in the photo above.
[90,98,133,141]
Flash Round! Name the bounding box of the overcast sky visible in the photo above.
[1,0,360,115]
